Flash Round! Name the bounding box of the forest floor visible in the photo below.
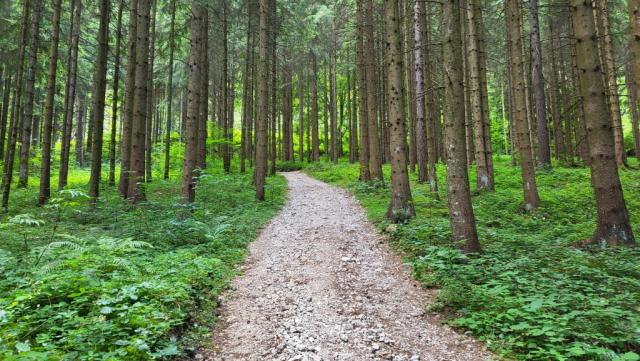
[200,172,491,361]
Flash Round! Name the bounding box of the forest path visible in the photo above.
[199,172,491,361]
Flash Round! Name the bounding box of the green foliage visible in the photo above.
[275,161,306,172]
[0,162,286,360]
[306,157,640,361]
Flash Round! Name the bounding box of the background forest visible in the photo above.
[0,0,639,360]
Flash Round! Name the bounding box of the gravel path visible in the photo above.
[200,172,492,361]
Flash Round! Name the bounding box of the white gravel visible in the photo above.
[199,172,492,361]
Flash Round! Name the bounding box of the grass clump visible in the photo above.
[306,157,640,361]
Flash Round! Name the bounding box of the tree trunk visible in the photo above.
[365,0,383,180]
[423,2,438,194]
[529,0,551,166]
[0,75,10,161]
[506,0,540,211]
[355,0,370,180]
[75,96,86,166]
[384,0,414,222]
[197,9,209,170]
[38,0,62,205]
[569,0,635,246]
[2,0,31,209]
[59,0,82,189]
[311,52,320,162]
[626,63,640,161]
[163,0,176,179]
[108,0,124,186]
[18,0,42,188]
[298,68,305,162]
[127,0,151,202]
[88,0,111,205]
[180,1,204,203]
[465,0,495,190]
[145,0,157,182]
[330,25,338,163]
[119,0,138,196]
[596,0,625,167]
[413,0,427,183]
[548,14,564,161]
[629,0,640,161]
[254,0,269,200]
[442,0,480,253]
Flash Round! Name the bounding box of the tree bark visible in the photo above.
[59,0,82,189]
[108,0,124,186]
[626,63,640,161]
[506,0,540,211]
[2,0,31,209]
[119,0,138,196]
[254,0,269,200]
[596,0,625,167]
[529,0,551,166]
[145,0,157,182]
[18,0,42,189]
[311,52,320,162]
[163,0,176,179]
[465,0,495,190]
[355,0,370,180]
[127,0,151,202]
[629,0,640,161]
[413,0,427,183]
[570,0,635,246]
[180,1,204,203]
[88,0,111,205]
[38,0,62,205]
[442,0,480,253]
[364,0,383,180]
[384,0,415,222]
[0,75,10,161]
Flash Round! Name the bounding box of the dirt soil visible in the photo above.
[199,172,492,361]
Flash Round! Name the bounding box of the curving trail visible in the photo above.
[200,172,491,361]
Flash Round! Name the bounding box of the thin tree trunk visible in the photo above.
[88,0,111,205]
[59,0,82,189]
[255,0,269,200]
[108,0,124,186]
[311,52,320,162]
[0,75,10,160]
[197,9,209,170]
[75,96,86,166]
[443,0,480,253]
[298,68,305,162]
[423,2,438,194]
[18,0,42,188]
[506,0,540,211]
[529,0,551,166]
[627,63,640,160]
[413,0,427,183]
[145,0,157,182]
[2,0,31,209]
[365,0,382,180]
[356,0,369,179]
[330,24,338,163]
[163,0,176,179]
[38,0,62,205]
[570,0,635,246]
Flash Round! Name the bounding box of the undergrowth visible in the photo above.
[0,159,286,360]
[306,157,640,361]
